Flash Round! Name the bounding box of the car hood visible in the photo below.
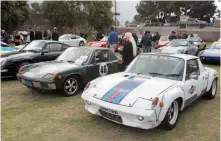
[21,61,83,78]
[88,72,179,106]
[160,46,187,53]
[201,49,220,57]
[1,51,37,60]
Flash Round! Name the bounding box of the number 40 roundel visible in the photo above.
[99,63,108,76]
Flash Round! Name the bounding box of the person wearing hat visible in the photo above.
[52,27,60,41]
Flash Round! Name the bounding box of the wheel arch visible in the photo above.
[158,86,185,121]
[206,70,218,92]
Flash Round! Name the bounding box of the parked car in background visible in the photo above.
[17,47,120,96]
[88,36,122,52]
[186,36,206,51]
[59,34,87,47]
[157,39,199,56]
[200,42,220,63]
[157,36,170,48]
[1,40,70,77]
[178,18,208,28]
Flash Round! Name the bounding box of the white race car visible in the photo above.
[81,53,218,130]
[58,34,87,47]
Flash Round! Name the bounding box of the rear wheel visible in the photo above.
[204,78,217,99]
[79,41,84,46]
[161,99,180,130]
[63,75,80,96]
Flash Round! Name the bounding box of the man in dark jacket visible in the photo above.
[52,27,60,41]
[1,30,8,44]
[29,27,35,41]
[35,27,43,40]
[176,32,182,39]
[43,29,48,40]
[182,31,188,39]
[169,31,176,40]
[153,32,160,49]
[141,31,152,53]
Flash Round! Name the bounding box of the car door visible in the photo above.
[69,35,78,46]
[86,50,115,81]
[197,59,209,95]
[108,50,120,73]
[183,59,200,107]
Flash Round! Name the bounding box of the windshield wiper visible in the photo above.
[137,72,153,77]
[24,50,40,53]
[67,61,74,63]
[165,74,182,77]
[148,72,166,76]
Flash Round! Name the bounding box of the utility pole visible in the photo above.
[114,0,120,31]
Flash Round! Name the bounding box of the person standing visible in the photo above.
[182,31,188,39]
[176,32,182,39]
[153,32,160,49]
[52,27,60,41]
[14,30,21,46]
[132,33,138,45]
[29,27,35,42]
[43,29,48,40]
[1,30,8,44]
[21,29,28,43]
[169,31,176,40]
[47,30,52,40]
[122,32,137,67]
[35,27,43,40]
[141,31,152,53]
[107,27,118,53]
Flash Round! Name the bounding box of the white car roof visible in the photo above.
[143,53,199,60]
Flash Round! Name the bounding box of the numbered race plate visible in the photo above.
[99,107,122,123]
[21,79,33,88]
[99,63,108,76]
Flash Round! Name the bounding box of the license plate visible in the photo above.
[21,79,33,88]
[32,81,41,88]
[100,107,118,115]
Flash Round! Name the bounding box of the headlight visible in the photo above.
[177,50,185,54]
[43,73,62,80]
[43,74,53,79]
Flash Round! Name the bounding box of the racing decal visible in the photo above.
[188,85,196,94]
[99,63,108,76]
[102,76,146,104]
[140,54,180,62]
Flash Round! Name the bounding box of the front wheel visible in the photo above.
[204,78,217,99]
[161,99,180,130]
[63,76,80,96]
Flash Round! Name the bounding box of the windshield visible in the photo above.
[101,36,108,42]
[160,36,169,41]
[187,37,201,42]
[59,35,70,40]
[23,41,46,52]
[209,43,221,50]
[56,47,92,63]
[125,54,185,81]
[168,40,189,47]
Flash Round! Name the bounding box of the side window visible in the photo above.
[45,44,50,52]
[70,36,77,39]
[62,44,69,51]
[109,50,118,61]
[92,50,109,63]
[50,43,62,52]
[186,59,200,80]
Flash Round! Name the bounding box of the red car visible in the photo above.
[157,36,170,48]
[88,36,122,52]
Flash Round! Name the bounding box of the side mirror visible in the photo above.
[41,50,48,55]
[189,73,199,80]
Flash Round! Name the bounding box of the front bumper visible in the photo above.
[82,94,160,130]
[16,73,63,90]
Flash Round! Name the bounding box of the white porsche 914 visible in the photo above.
[81,53,218,130]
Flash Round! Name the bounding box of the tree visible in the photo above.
[84,1,114,31]
[1,1,30,32]
[31,2,42,15]
[136,1,217,23]
[133,14,141,22]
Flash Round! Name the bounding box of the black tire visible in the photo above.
[17,61,30,72]
[79,41,84,46]
[63,75,80,96]
[204,78,217,99]
[161,99,180,130]
[185,51,188,54]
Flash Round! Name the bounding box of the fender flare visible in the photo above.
[157,86,185,122]
[206,69,218,92]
